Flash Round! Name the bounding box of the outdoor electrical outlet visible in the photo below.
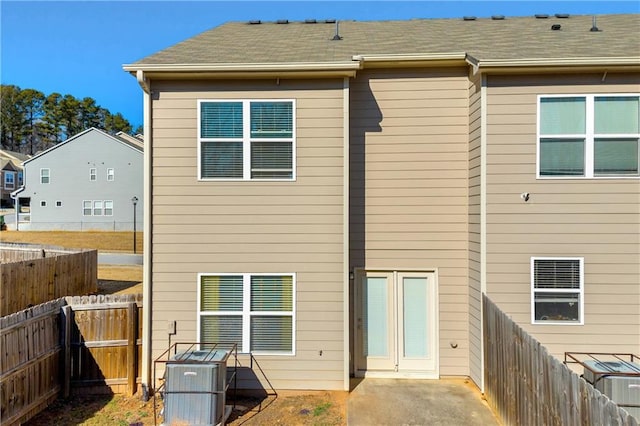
[168,320,176,335]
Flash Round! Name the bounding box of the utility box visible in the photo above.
[163,349,230,426]
[583,360,640,420]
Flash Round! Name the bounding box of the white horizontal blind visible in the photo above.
[201,102,243,138]
[534,259,581,289]
[250,102,293,138]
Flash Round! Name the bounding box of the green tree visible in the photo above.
[58,94,81,139]
[18,88,45,154]
[41,92,64,146]
[0,85,25,151]
[1,86,136,152]
[104,111,132,134]
[79,97,103,129]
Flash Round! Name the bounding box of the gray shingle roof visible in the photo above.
[133,14,640,66]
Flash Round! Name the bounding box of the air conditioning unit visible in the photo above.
[163,349,229,426]
[583,360,640,420]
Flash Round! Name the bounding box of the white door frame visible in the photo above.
[353,268,439,379]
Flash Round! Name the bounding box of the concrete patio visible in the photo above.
[348,378,500,425]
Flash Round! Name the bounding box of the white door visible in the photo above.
[356,271,437,377]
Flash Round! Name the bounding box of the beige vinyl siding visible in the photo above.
[150,78,345,390]
[468,72,483,386]
[485,73,640,359]
[350,68,470,376]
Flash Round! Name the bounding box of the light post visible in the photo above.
[132,196,138,254]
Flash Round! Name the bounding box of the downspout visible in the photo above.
[342,76,350,391]
[479,73,488,393]
[136,69,153,397]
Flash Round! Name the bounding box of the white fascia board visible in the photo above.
[352,52,467,62]
[123,61,362,73]
[473,56,640,71]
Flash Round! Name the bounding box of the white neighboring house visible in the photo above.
[11,128,143,231]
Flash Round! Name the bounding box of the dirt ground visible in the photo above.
[98,264,143,294]
[25,390,348,425]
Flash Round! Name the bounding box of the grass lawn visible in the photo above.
[1,230,144,295]
[0,230,142,253]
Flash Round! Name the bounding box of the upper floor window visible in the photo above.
[107,168,115,181]
[4,172,15,189]
[198,100,295,180]
[18,171,23,186]
[531,257,583,325]
[40,168,50,184]
[538,95,639,178]
[89,168,97,181]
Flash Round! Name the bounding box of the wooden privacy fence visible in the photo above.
[0,244,97,316]
[0,298,66,426]
[65,294,143,396]
[483,295,638,426]
[0,294,143,426]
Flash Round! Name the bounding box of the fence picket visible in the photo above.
[1,294,143,425]
[483,295,635,426]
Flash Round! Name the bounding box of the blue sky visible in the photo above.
[2,1,639,129]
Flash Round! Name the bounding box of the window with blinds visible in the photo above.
[538,95,639,178]
[198,100,295,180]
[199,273,295,354]
[531,257,583,324]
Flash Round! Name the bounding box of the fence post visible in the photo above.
[127,302,138,396]
[61,304,72,398]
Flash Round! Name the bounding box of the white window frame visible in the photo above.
[531,257,584,325]
[4,171,15,189]
[40,200,46,207]
[197,272,296,355]
[82,200,92,216]
[40,168,50,184]
[107,168,114,181]
[89,168,97,181]
[56,200,62,207]
[197,99,296,181]
[104,200,113,216]
[93,200,103,216]
[537,94,640,179]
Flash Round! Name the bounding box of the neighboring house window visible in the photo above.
[104,200,113,216]
[4,172,15,189]
[198,100,295,180]
[40,168,50,184]
[56,201,62,207]
[83,201,92,216]
[107,168,115,181]
[90,168,97,181]
[199,273,295,354]
[538,95,640,178]
[93,200,103,216]
[531,257,584,324]
[18,171,23,186]
[40,200,46,207]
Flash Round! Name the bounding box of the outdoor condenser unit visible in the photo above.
[163,349,229,426]
[583,360,640,420]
